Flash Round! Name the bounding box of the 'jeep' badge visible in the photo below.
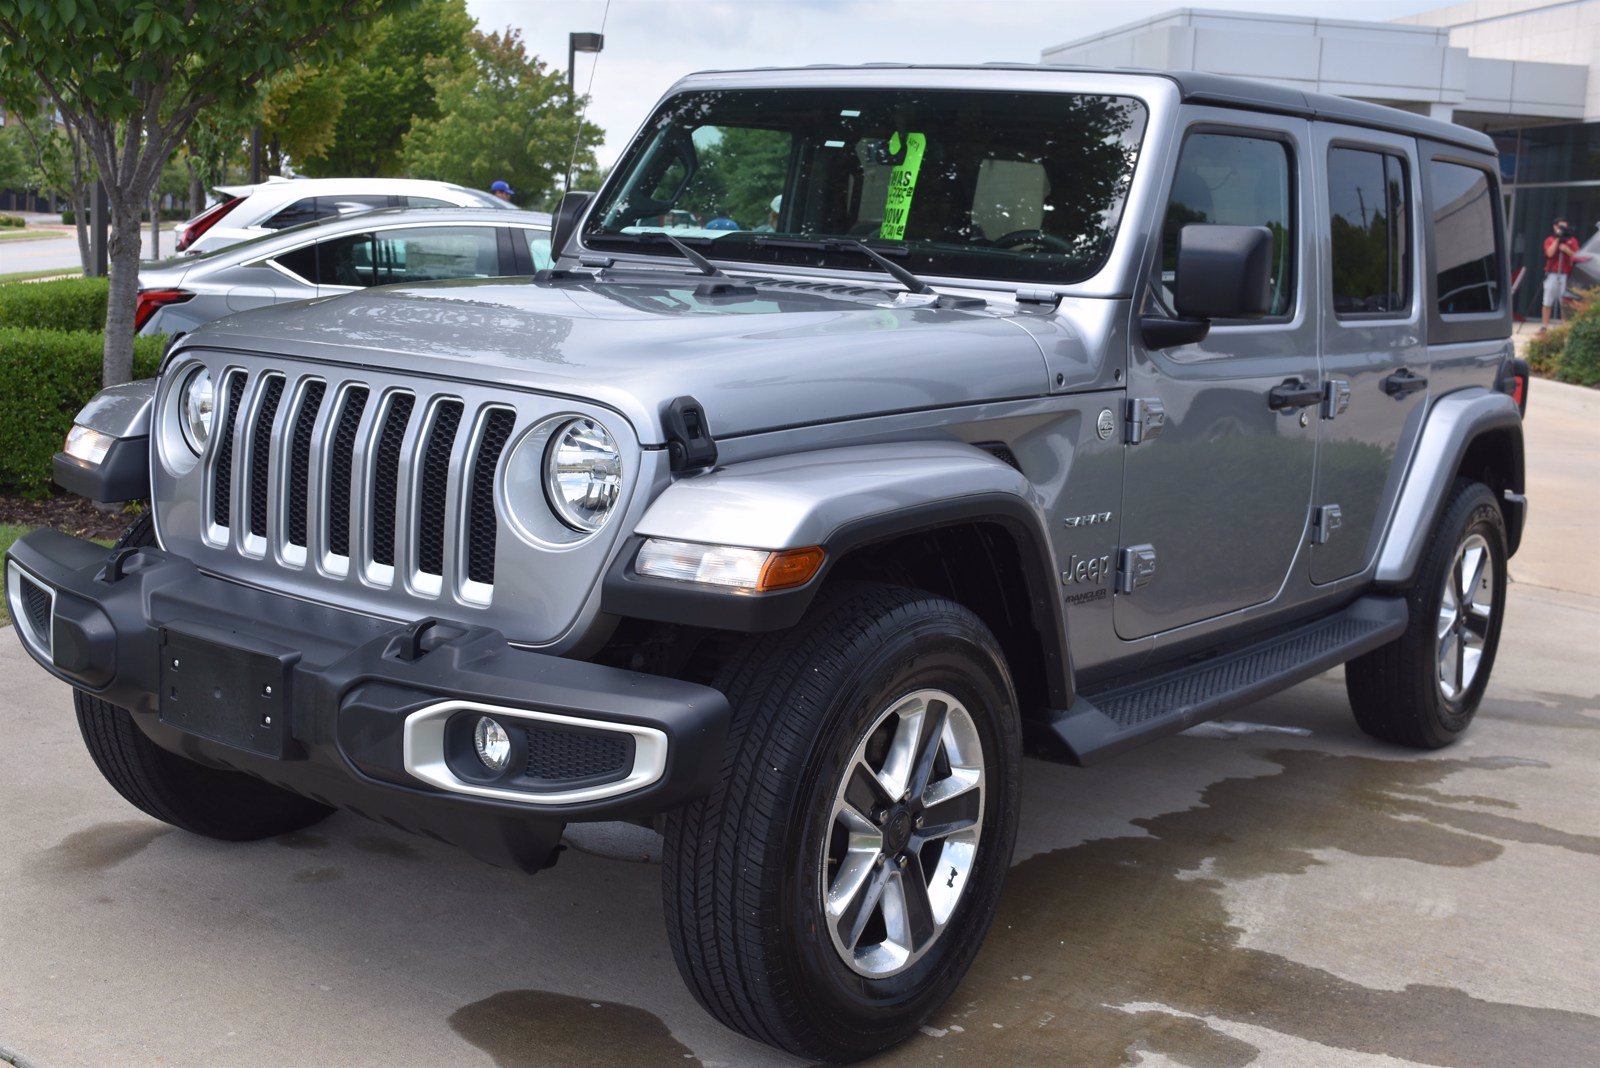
[1096,408,1115,440]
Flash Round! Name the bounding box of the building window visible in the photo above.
[1161,132,1295,318]
[1328,147,1410,317]
[1430,161,1501,316]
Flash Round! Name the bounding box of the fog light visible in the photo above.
[473,716,511,772]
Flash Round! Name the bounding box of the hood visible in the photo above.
[188,274,1059,442]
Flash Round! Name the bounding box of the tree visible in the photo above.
[0,124,29,193]
[403,28,602,207]
[295,0,474,177]
[0,0,411,386]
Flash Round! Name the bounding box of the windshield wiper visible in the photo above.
[753,236,933,295]
[599,231,726,277]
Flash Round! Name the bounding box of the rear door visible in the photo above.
[1310,126,1427,583]
[1116,112,1321,641]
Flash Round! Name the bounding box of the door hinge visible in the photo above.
[1125,398,1166,444]
[1116,544,1158,594]
[1322,379,1351,420]
[1312,504,1343,545]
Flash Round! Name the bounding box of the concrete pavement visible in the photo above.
[0,383,1596,1067]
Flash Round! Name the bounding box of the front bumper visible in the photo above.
[5,530,731,872]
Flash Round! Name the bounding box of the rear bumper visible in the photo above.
[5,530,731,872]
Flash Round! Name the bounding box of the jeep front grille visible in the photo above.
[203,369,515,602]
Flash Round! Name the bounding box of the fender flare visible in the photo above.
[600,441,1073,705]
[52,378,156,503]
[1375,387,1524,586]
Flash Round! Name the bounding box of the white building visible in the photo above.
[1044,1,1600,311]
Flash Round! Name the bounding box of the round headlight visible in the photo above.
[543,418,621,532]
[179,368,214,454]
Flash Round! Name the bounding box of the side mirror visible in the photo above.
[550,190,595,263]
[1143,224,1275,349]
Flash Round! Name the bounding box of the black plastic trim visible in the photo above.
[52,436,150,503]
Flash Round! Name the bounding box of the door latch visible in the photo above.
[1116,544,1158,594]
[1312,504,1343,546]
[1125,398,1166,444]
[1322,379,1351,420]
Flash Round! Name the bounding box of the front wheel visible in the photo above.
[1346,478,1508,747]
[662,583,1020,1062]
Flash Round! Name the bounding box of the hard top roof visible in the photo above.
[673,64,1496,156]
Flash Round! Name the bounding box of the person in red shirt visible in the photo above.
[1541,218,1585,330]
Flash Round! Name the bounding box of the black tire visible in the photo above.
[662,583,1021,1062]
[72,514,334,841]
[1346,479,1508,748]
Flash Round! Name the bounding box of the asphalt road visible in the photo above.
[0,226,179,274]
[1,382,1596,1068]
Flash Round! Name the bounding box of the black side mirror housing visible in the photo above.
[550,190,595,263]
[1142,224,1275,350]
[1174,224,1274,320]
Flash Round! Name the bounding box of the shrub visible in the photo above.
[1558,312,1600,387]
[0,276,109,332]
[1525,322,1569,377]
[0,328,164,496]
[59,208,73,225]
[0,214,24,228]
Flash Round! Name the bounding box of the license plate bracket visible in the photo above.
[158,622,299,759]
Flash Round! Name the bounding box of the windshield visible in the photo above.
[586,87,1147,286]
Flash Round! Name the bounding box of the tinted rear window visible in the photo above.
[1430,161,1501,316]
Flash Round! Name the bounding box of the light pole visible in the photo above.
[568,32,604,94]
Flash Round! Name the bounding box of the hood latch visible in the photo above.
[663,396,718,474]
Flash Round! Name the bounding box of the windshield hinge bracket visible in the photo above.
[1015,288,1062,308]
[663,396,718,474]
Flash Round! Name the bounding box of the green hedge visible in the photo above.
[0,215,23,228]
[1559,313,1600,386]
[0,327,164,497]
[0,276,109,332]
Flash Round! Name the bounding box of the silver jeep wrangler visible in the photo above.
[9,65,1527,1062]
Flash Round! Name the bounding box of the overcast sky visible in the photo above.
[463,0,1447,165]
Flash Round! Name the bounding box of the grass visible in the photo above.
[0,523,114,626]
[0,269,81,285]
[0,229,63,243]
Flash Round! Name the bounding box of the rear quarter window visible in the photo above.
[1430,161,1501,316]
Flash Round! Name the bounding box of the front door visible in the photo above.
[1310,126,1428,584]
[1115,113,1320,641]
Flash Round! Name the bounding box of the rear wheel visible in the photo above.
[662,583,1020,1062]
[1346,479,1508,747]
[73,514,334,840]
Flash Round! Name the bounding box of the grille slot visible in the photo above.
[286,381,326,547]
[20,575,51,640]
[524,726,634,785]
[211,371,245,528]
[417,401,463,576]
[327,387,369,558]
[370,393,416,568]
[467,409,516,586]
[247,376,286,538]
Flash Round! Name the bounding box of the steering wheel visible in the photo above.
[992,229,1074,253]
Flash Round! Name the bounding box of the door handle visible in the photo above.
[1382,369,1428,397]
[1268,378,1323,411]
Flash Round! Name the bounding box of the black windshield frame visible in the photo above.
[584,87,1149,287]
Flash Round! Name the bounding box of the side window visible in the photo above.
[1162,133,1296,318]
[321,194,393,218]
[263,197,324,230]
[369,226,500,284]
[1328,147,1411,316]
[524,229,553,271]
[405,196,453,209]
[272,232,375,287]
[1430,161,1501,315]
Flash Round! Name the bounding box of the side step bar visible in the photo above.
[1031,596,1408,766]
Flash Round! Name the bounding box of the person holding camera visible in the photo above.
[1541,218,1585,330]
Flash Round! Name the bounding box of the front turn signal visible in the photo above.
[757,546,826,591]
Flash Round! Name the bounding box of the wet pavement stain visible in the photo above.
[451,990,700,1067]
[1486,693,1600,732]
[291,866,344,884]
[871,748,1600,1068]
[350,834,423,861]
[275,831,330,851]
[44,821,171,873]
